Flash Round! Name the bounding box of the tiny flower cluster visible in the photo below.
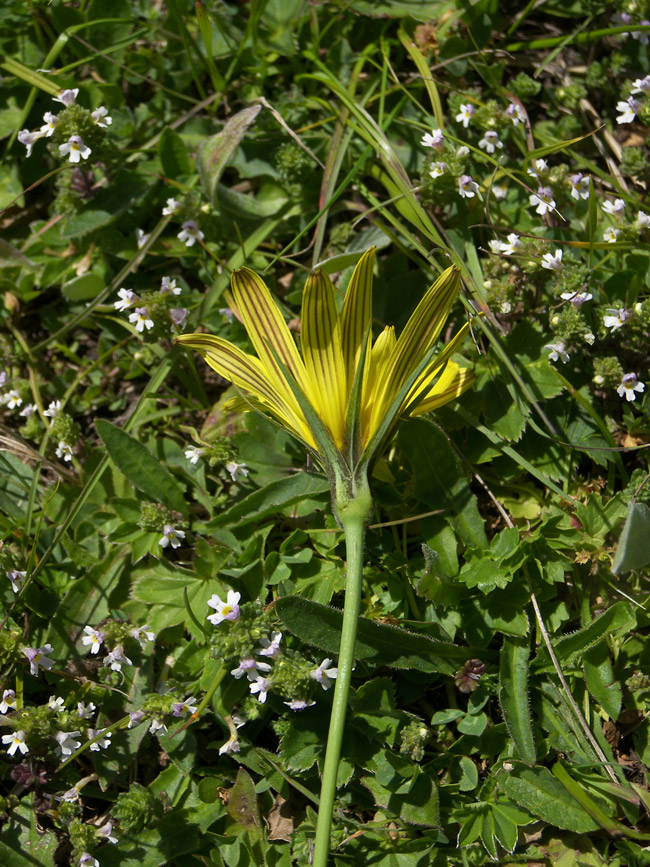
[113,276,189,336]
[80,620,155,674]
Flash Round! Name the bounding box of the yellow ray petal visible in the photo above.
[230,267,310,399]
[404,321,472,409]
[301,269,348,447]
[175,333,314,447]
[340,247,375,389]
[361,326,395,445]
[409,362,475,416]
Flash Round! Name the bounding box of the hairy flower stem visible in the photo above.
[313,480,372,867]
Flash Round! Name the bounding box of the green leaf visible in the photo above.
[131,564,216,638]
[0,793,58,866]
[496,765,600,833]
[499,636,536,766]
[612,502,650,574]
[275,595,475,674]
[209,472,329,528]
[583,641,622,720]
[228,768,262,838]
[158,127,192,179]
[196,105,262,205]
[362,768,439,827]
[61,272,105,301]
[95,420,188,516]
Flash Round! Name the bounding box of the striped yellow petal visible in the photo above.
[174,333,314,447]
[340,247,375,390]
[410,362,475,416]
[404,321,472,409]
[301,269,348,447]
[368,265,461,434]
[361,326,395,444]
[230,267,310,399]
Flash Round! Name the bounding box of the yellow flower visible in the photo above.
[175,248,474,479]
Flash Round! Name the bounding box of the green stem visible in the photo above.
[313,482,372,867]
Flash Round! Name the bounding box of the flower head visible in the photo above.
[505,101,526,126]
[175,250,475,496]
[602,198,625,219]
[616,97,640,124]
[185,445,204,464]
[130,625,155,648]
[129,307,154,333]
[310,658,338,690]
[23,644,55,676]
[55,730,82,757]
[207,590,241,625]
[40,112,58,137]
[160,276,181,295]
[420,128,444,150]
[136,228,150,249]
[91,105,112,127]
[225,460,249,482]
[79,854,99,867]
[17,129,43,157]
[56,441,73,462]
[3,389,23,410]
[0,690,16,713]
[429,161,447,179]
[478,131,503,154]
[54,89,79,106]
[285,699,316,710]
[114,288,137,311]
[249,676,271,703]
[81,626,105,655]
[258,631,282,658]
[3,730,28,756]
[455,104,475,128]
[541,249,563,271]
[88,728,112,751]
[603,308,630,331]
[529,187,556,216]
[568,173,590,200]
[617,373,645,402]
[458,174,480,199]
[162,197,182,216]
[59,135,91,163]
[177,220,204,247]
[231,657,271,680]
[544,342,570,364]
[561,291,592,307]
[170,308,188,327]
[44,400,61,419]
[631,75,650,94]
[636,211,650,229]
[7,570,26,593]
[159,525,185,549]
[171,697,198,717]
[77,701,96,719]
[500,233,523,256]
[48,696,65,712]
[104,645,132,672]
[219,733,240,754]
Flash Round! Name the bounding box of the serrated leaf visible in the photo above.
[499,635,536,766]
[275,595,474,674]
[96,420,187,516]
[496,765,600,833]
[209,472,329,528]
[0,793,58,866]
[612,502,650,574]
[196,105,262,204]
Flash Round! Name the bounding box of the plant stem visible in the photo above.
[312,487,371,867]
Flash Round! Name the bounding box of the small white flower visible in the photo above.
[149,718,168,736]
[568,172,590,200]
[231,657,271,681]
[505,101,526,126]
[219,733,240,755]
[19,403,37,418]
[561,291,593,307]
[249,676,271,703]
[544,341,570,364]
[170,308,188,327]
[284,699,316,711]
[43,399,61,419]
[500,233,523,256]
[184,445,204,464]
[40,112,58,137]
[91,105,112,127]
[79,854,99,867]
[88,728,112,751]
[602,198,625,218]
[219,307,234,323]
[310,658,338,690]
[3,730,28,756]
[171,697,198,717]
[617,373,645,402]
[135,228,150,249]
[529,186,556,216]
[428,161,447,179]
[207,590,241,625]
[458,174,480,199]
[258,631,282,659]
[455,145,470,158]
[23,644,55,676]
[177,220,204,247]
[603,227,619,243]
[225,460,249,482]
[631,75,650,94]
[55,730,82,757]
[0,689,16,713]
[7,570,26,593]
[159,524,185,549]
[455,103,475,128]
[3,389,23,410]
[97,821,118,844]
[81,626,105,655]
[542,249,563,271]
[17,128,43,157]
[48,696,65,712]
[616,97,640,124]
[129,307,154,333]
[478,131,503,154]
[114,288,136,311]
[488,239,504,254]
[104,645,132,672]
[56,441,73,462]
[128,711,145,728]
[162,197,182,215]
[527,158,548,179]
[492,183,508,200]
[420,128,444,150]
[130,625,155,648]
[603,308,630,331]
[77,701,96,719]
[584,331,596,345]
[636,211,650,229]
[53,88,79,106]
[160,276,181,295]
[59,135,91,164]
